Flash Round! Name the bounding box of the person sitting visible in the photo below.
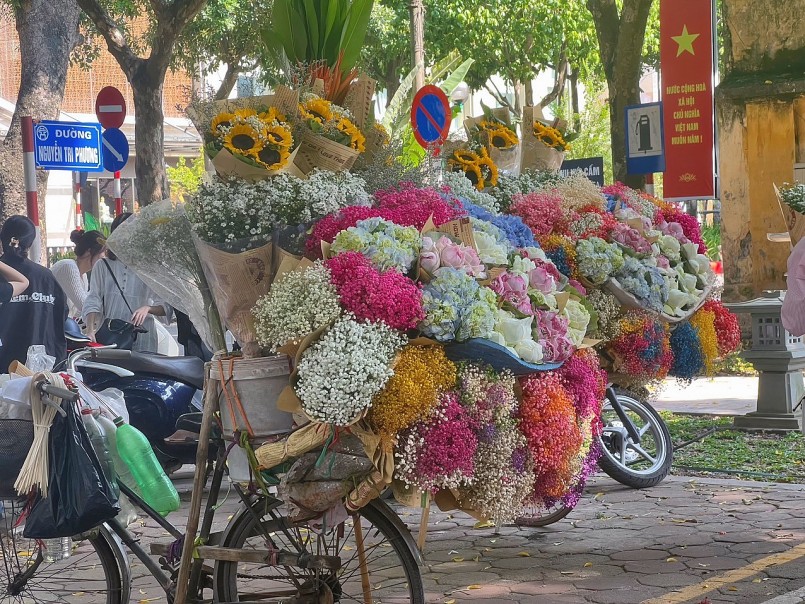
[51,229,106,317]
[782,238,805,336]
[0,259,28,304]
[0,216,68,371]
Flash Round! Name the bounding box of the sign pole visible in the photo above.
[21,116,38,225]
[113,171,123,216]
[73,172,82,228]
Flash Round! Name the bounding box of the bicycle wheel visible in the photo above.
[214,496,424,603]
[515,500,573,528]
[597,388,673,488]
[0,498,125,603]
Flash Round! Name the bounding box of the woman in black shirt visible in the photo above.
[0,216,68,371]
[0,259,28,304]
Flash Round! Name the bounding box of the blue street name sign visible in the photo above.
[33,121,102,171]
[101,127,130,173]
[625,102,666,175]
[559,157,606,186]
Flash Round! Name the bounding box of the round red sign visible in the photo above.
[95,86,127,129]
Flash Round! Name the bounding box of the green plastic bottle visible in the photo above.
[113,417,180,516]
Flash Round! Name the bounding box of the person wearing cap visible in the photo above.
[0,216,68,371]
[0,260,28,304]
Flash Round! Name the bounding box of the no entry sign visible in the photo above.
[411,85,451,153]
[95,86,127,129]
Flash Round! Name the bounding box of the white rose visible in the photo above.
[681,242,700,261]
[514,339,544,364]
[474,231,509,265]
[494,311,533,346]
[510,255,537,277]
[487,331,507,347]
[523,246,548,262]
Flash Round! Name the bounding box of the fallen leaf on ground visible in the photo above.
[474,520,495,529]
[667,557,677,562]
[584,562,593,567]
[518,552,530,557]
[467,585,481,590]
[452,557,464,562]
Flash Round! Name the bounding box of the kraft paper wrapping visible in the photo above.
[345,470,387,512]
[520,105,565,173]
[293,130,360,175]
[187,86,300,136]
[254,422,333,470]
[433,489,488,522]
[349,420,395,486]
[342,74,376,130]
[211,147,305,181]
[775,184,805,247]
[193,237,301,357]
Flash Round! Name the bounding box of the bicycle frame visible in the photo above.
[605,385,642,443]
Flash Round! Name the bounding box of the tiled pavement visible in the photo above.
[116,471,805,604]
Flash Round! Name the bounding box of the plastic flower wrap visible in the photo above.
[536,310,575,363]
[420,268,497,342]
[420,235,486,278]
[510,191,570,237]
[615,257,669,313]
[607,311,673,384]
[253,262,342,349]
[330,217,422,273]
[563,299,591,347]
[458,365,534,522]
[295,315,405,425]
[369,345,457,436]
[576,237,625,285]
[488,310,544,364]
[519,372,583,502]
[325,252,424,331]
[669,321,705,381]
[702,299,741,356]
[395,391,477,493]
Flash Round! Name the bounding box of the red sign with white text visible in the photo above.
[660,0,715,200]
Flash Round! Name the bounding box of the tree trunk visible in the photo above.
[384,60,401,108]
[409,0,425,91]
[131,65,169,205]
[214,62,241,100]
[525,79,534,107]
[0,0,81,222]
[570,70,581,133]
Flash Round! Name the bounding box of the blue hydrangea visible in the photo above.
[331,217,421,272]
[616,256,669,313]
[462,200,496,222]
[490,214,536,248]
[576,237,625,285]
[420,268,497,342]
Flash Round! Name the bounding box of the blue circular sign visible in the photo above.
[411,85,451,151]
[101,127,129,173]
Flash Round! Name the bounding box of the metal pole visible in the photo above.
[73,172,82,228]
[21,116,42,263]
[114,171,123,216]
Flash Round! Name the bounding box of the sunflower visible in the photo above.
[211,112,235,137]
[373,123,390,146]
[300,98,334,124]
[234,108,258,120]
[486,124,519,149]
[450,161,483,189]
[223,123,261,155]
[253,143,291,171]
[258,107,286,124]
[475,153,499,190]
[451,149,479,165]
[335,117,366,152]
[263,123,293,148]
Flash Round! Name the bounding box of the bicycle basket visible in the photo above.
[0,419,34,498]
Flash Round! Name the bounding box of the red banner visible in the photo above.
[660,0,715,200]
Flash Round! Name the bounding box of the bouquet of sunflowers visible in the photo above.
[520,105,575,173]
[465,104,520,175]
[294,94,366,175]
[447,146,499,192]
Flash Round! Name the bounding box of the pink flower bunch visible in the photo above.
[325,252,425,331]
[306,206,383,258]
[569,205,619,240]
[602,182,630,198]
[510,192,570,236]
[537,310,575,362]
[556,348,607,420]
[518,372,583,502]
[374,183,464,227]
[662,208,707,254]
[490,271,533,315]
[528,264,556,294]
[657,218,688,243]
[421,235,486,278]
[568,278,586,295]
[610,222,652,255]
[396,391,478,493]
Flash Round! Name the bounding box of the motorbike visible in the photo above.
[65,331,209,472]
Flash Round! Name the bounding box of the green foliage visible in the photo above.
[700,223,722,261]
[49,249,76,266]
[360,1,409,87]
[557,81,613,184]
[779,182,805,213]
[167,155,206,201]
[84,213,111,238]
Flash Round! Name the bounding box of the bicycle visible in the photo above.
[515,384,673,528]
[1,360,425,603]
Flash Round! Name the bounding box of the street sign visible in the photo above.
[33,120,102,171]
[411,84,451,152]
[95,86,127,129]
[101,127,129,173]
[625,102,666,175]
[559,157,605,186]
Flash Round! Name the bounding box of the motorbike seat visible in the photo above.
[99,352,205,390]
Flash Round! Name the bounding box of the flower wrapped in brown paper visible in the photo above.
[465,106,520,175]
[520,105,566,173]
[775,183,805,247]
[293,129,361,176]
[193,235,302,357]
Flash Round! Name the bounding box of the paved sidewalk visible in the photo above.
[653,376,759,416]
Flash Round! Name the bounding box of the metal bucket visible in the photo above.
[210,355,295,441]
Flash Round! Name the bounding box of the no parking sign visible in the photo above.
[410,85,451,154]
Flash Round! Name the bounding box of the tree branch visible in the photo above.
[75,0,142,77]
[484,80,516,114]
[215,60,243,100]
[538,45,569,108]
[148,0,207,71]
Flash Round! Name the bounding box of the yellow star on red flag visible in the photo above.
[672,25,699,57]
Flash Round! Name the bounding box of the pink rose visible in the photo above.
[420,251,440,274]
[529,266,556,294]
[491,272,532,315]
[541,335,574,362]
[435,236,486,278]
[656,255,670,270]
[568,279,586,295]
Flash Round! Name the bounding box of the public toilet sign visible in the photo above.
[33,120,103,171]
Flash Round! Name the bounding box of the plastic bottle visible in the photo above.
[113,417,180,516]
[81,408,119,498]
[43,537,71,562]
[96,414,140,495]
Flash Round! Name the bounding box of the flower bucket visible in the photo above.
[210,355,295,442]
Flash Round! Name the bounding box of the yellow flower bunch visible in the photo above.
[533,120,571,152]
[479,119,519,150]
[447,147,499,191]
[210,106,294,171]
[335,117,366,152]
[689,309,719,375]
[299,95,367,154]
[369,345,457,437]
[299,98,334,124]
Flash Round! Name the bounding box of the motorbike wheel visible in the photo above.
[515,500,573,527]
[597,388,673,489]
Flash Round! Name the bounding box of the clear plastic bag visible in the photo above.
[25,346,55,373]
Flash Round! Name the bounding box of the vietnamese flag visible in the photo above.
[660,0,716,200]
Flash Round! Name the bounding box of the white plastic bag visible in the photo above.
[0,375,34,420]
[72,379,129,423]
[25,346,55,373]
